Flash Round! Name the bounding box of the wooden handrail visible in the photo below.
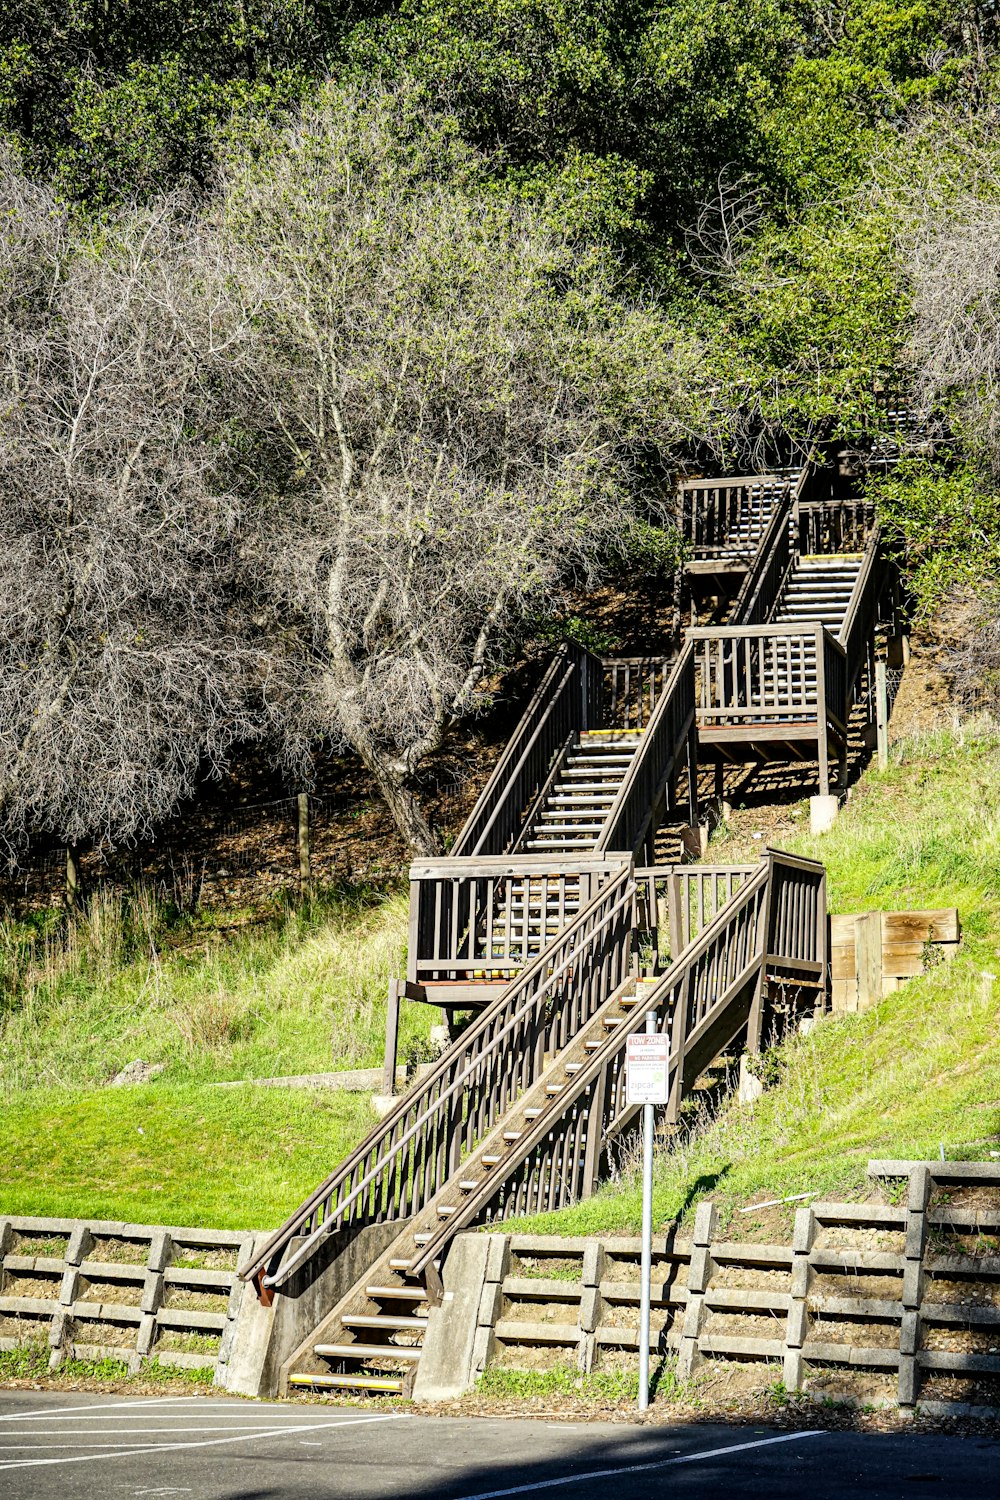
[729,489,793,627]
[239,862,633,1288]
[595,645,695,855]
[451,643,601,858]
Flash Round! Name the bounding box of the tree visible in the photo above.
[0,155,258,857]
[190,85,702,852]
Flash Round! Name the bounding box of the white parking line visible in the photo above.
[451,1430,825,1499]
[0,1397,200,1423]
[0,1411,410,1471]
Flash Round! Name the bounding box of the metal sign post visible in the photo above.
[626,1015,669,1411]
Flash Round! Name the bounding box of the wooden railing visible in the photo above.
[240,866,635,1292]
[729,489,793,626]
[596,646,695,856]
[406,854,626,987]
[633,862,757,970]
[798,499,875,556]
[601,657,673,731]
[678,474,795,561]
[405,851,826,1275]
[451,644,601,858]
[838,524,887,701]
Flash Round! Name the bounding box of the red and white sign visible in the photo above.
[625,1032,670,1106]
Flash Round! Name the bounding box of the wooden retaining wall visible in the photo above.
[830,909,960,1013]
[470,1160,1000,1412]
[0,1216,255,1383]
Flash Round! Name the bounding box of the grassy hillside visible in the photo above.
[2,722,997,1236]
[515,721,1000,1239]
[0,884,427,1229]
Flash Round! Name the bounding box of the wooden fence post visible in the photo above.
[65,845,81,912]
[296,793,312,899]
[899,1164,930,1409]
[677,1201,715,1378]
[784,1205,815,1392]
[875,660,889,770]
[382,978,400,1097]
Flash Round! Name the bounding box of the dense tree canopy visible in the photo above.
[0,3,998,851]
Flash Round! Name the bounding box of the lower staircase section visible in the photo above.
[242,850,826,1398]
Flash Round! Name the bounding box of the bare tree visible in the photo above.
[0,157,258,857]
[192,85,702,853]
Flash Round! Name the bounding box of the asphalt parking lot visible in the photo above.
[0,1390,997,1499]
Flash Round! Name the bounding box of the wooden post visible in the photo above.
[382,978,400,1096]
[815,625,830,798]
[65,845,81,912]
[855,911,883,1011]
[783,1205,815,1392]
[898,1164,930,1409]
[875,660,888,770]
[582,1066,608,1198]
[296,793,312,899]
[686,725,699,826]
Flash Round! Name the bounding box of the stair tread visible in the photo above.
[289,1372,404,1392]
[315,1342,422,1360]
[343,1313,428,1330]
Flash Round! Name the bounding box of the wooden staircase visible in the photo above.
[237,454,901,1403]
[774,554,863,639]
[240,853,826,1398]
[521,731,643,854]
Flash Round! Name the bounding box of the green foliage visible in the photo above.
[870,459,1000,613]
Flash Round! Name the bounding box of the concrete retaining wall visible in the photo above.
[0,1216,254,1385]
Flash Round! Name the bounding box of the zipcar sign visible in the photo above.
[625,1032,670,1106]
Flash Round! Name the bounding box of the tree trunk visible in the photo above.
[356,741,440,856]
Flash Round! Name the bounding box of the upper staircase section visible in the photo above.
[679,470,809,578]
[774,554,862,637]
[452,645,694,865]
[520,731,642,854]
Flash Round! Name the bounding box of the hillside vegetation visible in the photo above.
[0,885,427,1228]
[4,721,997,1236]
[514,721,1000,1240]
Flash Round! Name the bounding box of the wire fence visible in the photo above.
[0,790,407,916]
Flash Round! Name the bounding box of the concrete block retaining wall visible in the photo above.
[0,1216,255,1385]
[426,1160,1000,1414]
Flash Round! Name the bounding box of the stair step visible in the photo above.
[288,1372,404,1393]
[389,1258,414,1272]
[413,1233,433,1245]
[482,1154,502,1166]
[458,1179,479,1191]
[437,1205,457,1218]
[503,1130,523,1142]
[545,1083,565,1095]
[315,1342,422,1361]
[524,1107,543,1119]
[365,1285,426,1301]
[342,1313,428,1331]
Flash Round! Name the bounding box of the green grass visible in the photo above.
[514,722,1000,1237]
[0,881,428,1228]
[477,1363,686,1404]
[0,1346,214,1386]
[0,1081,375,1230]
